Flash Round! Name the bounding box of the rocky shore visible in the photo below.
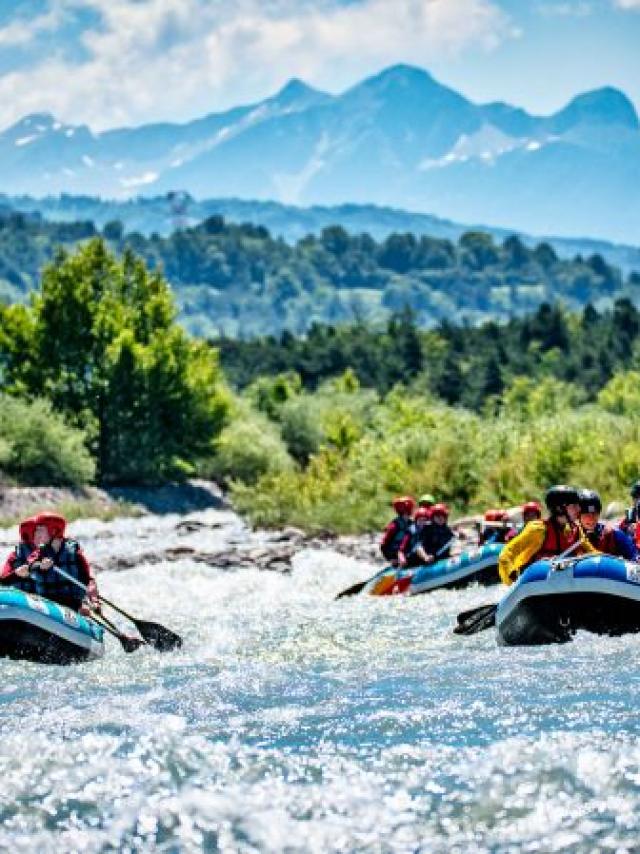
[0,479,227,524]
[0,482,384,576]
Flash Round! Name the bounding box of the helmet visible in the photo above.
[414,507,432,522]
[392,496,416,515]
[431,502,449,518]
[578,489,602,514]
[418,493,435,507]
[522,501,542,519]
[484,509,509,522]
[18,516,37,546]
[544,485,580,512]
[631,480,640,499]
[34,512,67,541]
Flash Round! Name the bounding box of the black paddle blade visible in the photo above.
[456,602,496,625]
[133,620,183,651]
[453,603,497,636]
[335,580,368,600]
[120,635,146,653]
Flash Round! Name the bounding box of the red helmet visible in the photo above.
[484,509,509,522]
[431,503,449,518]
[522,501,542,519]
[392,496,416,515]
[19,516,37,546]
[34,512,67,541]
[414,507,432,522]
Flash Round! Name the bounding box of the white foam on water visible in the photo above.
[1,511,639,852]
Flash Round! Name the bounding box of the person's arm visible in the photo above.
[76,549,98,603]
[1,550,18,581]
[1,550,31,582]
[613,528,638,561]
[498,521,547,585]
[380,521,397,556]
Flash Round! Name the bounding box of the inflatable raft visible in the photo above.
[364,543,503,597]
[496,554,640,646]
[0,588,104,664]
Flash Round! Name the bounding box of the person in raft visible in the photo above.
[1,516,38,582]
[478,509,518,545]
[579,489,638,561]
[498,485,597,586]
[396,506,431,567]
[398,503,454,567]
[380,496,416,565]
[618,480,640,548]
[0,512,99,614]
[521,501,543,526]
[417,493,435,511]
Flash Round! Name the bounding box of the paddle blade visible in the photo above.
[133,620,183,651]
[453,604,497,636]
[456,603,497,626]
[335,580,368,600]
[120,635,146,654]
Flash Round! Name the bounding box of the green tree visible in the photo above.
[2,240,229,483]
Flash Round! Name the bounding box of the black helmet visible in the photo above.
[578,488,602,514]
[545,484,580,511]
[631,480,640,499]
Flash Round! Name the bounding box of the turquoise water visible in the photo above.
[1,511,639,852]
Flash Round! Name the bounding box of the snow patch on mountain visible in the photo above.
[273,132,331,204]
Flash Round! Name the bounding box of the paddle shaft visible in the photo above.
[48,564,143,621]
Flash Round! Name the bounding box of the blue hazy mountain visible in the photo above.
[0,65,638,243]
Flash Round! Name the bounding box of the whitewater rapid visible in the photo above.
[1,508,639,853]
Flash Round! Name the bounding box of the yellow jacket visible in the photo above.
[498,519,597,586]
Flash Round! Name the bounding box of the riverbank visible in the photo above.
[0,479,227,527]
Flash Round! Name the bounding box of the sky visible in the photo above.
[0,0,638,131]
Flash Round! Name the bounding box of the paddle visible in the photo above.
[453,538,583,637]
[49,565,183,651]
[97,595,183,652]
[87,611,146,653]
[336,535,457,600]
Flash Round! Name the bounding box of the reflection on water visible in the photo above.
[1,510,639,852]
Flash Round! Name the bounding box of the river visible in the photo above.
[0,508,639,853]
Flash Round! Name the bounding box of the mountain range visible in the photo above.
[1,65,639,243]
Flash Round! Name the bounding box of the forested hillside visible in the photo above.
[215,299,640,410]
[0,210,638,337]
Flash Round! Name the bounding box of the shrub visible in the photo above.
[207,409,294,486]
[0,395,94,485]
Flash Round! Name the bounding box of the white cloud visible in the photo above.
[537,2,594,16]
[615,0,640,9]
[0,6,62,47]
[0,0,513,130]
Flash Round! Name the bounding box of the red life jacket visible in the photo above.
[530,518,579,563]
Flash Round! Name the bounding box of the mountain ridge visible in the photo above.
[1,65,638,242]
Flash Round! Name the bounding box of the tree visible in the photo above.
[2,239,229,483]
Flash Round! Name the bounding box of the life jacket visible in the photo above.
[419,523,454,560]
[15,540,86,609]
[381,517,412,560]
[589,523,637,560]
[620,507,640,548]
[526,518,579,565]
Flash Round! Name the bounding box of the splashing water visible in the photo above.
[1,509,639,852]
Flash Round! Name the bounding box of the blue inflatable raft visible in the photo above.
[0,588,104,664]
[364,543,503,596]
[496,553,640,645]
